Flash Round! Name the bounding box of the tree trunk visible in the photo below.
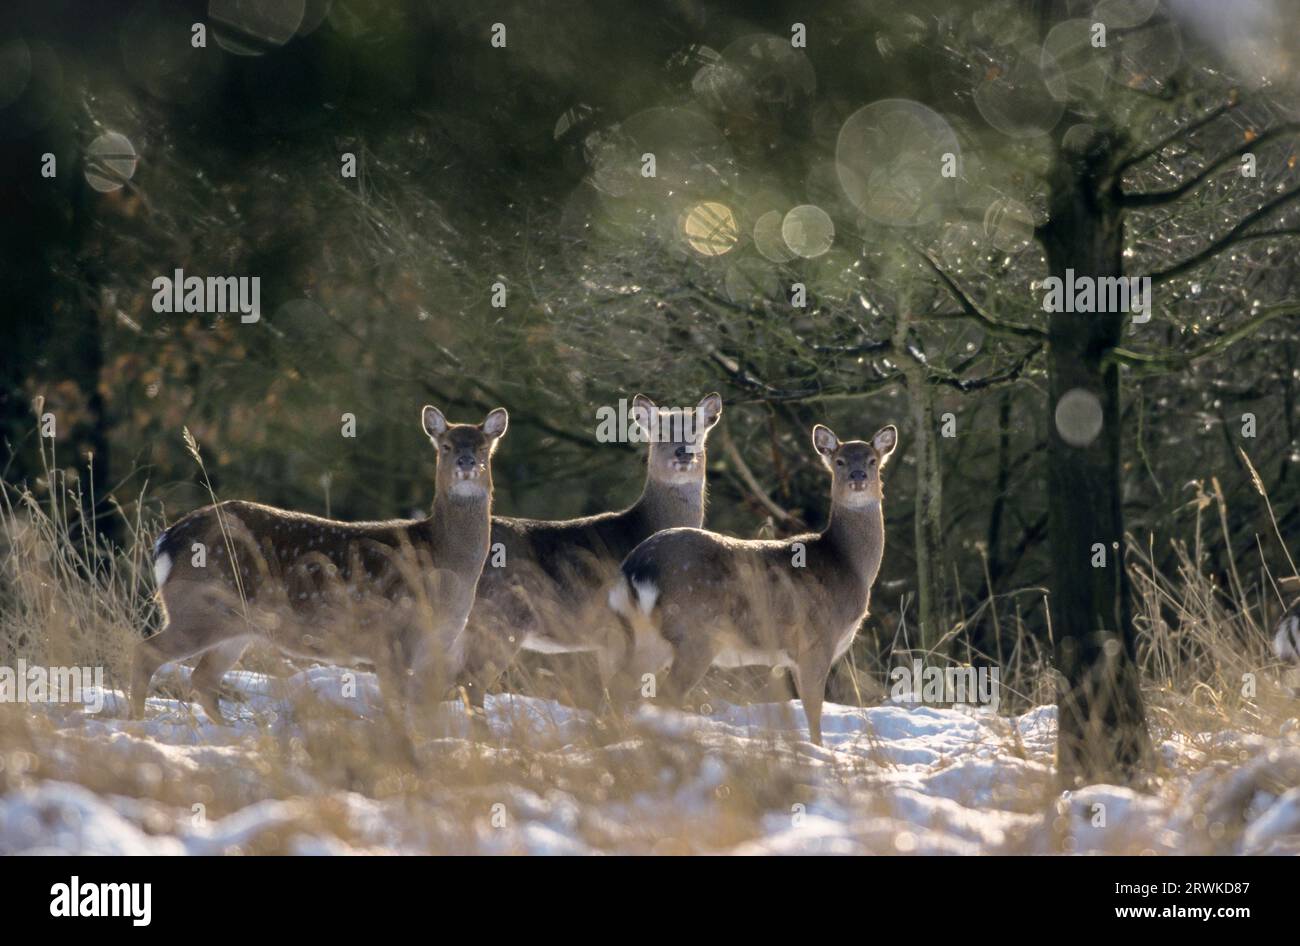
[895,308,946,653]
[1040,131,1151,787]
[986,389,1012,586]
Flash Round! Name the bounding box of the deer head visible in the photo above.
[422,405,509,499]
[813,423,897,507]
[632,392,723,486]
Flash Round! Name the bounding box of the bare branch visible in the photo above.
[928,344,1044,393]
[805,336,893,356]
[718,425,804,529]
[1117,92,1244,173]
[1146,187,1300,285]
[916,249,1047,341]
[1121,123,1300,207]
[1106,300,1300,374]
[429,348,618,451]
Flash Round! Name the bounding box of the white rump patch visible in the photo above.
[631,579,659,615]
[153,552,173,588]
[1275,614,1300,661]
[609,577,659,617]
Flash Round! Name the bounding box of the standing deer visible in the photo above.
[460,393,722,708]
[610,423,897,745]
[130,406,508,722]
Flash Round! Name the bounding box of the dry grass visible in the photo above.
[1,443,1297,854]
[1129,476,1299,751]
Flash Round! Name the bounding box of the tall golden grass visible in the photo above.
[1,434,1296,854]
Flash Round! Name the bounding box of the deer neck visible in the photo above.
[634,473,706,533]
[428,485,492,570]
[820,498,884,585]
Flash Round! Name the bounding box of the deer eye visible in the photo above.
[868,457,877,466]
[442,444,451,452]
[835,458,845,467]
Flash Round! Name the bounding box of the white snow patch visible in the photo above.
[6,665,1300,854]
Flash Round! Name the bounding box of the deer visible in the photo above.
[459,393,722,710]
[609,422,897,746]
[130,405,508,723]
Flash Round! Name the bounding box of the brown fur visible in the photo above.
[614,423,897,745]
[130,407,507,722]
[460,393,722,706]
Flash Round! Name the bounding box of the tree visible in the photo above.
[520,0,1300,783]
[8,0,1297,787]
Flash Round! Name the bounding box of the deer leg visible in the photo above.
[596,609,644,711]
[363,635,423,764]
[591,623,636,714]
[660,625,716,709]
[458,593,534,721]
[793,655,832,747]
[454,665,495,743]
[402,631,440,716]
[130,618,229,719]
[459,635,523,714]
[398,615,471,731]
[190,639,248,725]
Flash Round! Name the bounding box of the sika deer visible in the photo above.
[460,393,722,708]
[611,423,897,745]
[130,406,508,722]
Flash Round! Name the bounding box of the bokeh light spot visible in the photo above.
[753,209,796,263]
[587,107,734,199]
[1114,16,1183,87]
[85,132,138,193]
[836,99,959,226]
[681,201,739,257]
[693,34,815,118]
[209,0,306,56]
[1092,0,1159,29]
[973,44,1065,138]
[983,198,1035,251]
[1055,389,1104,447]
[781,205,834,258]
[1042,19,1114,102]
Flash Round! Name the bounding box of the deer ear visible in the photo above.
[631,394,656,435]
[812,424,839,458]
[483,407,509,440]
[873,424,898,463]
[696,392,723,430]
[422,405,448,440]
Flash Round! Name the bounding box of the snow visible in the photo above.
[2,665,1299,854]
[1242,787,1300,855]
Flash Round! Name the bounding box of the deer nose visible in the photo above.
[457,454,477,472]
[674,445,690,461]
[849,469,867,482]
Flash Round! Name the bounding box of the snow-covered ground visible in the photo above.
[2,665,1299,854]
